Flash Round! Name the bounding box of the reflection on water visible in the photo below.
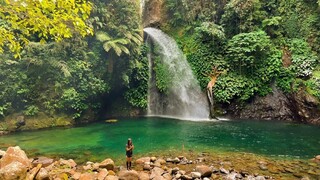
[0,117,319,163]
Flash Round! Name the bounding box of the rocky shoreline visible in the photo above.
[0,146,319,180]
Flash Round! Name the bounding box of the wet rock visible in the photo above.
[150,167,164,179]
[150,156,157,162]
[0,146,31,168]
[179,170,186,175]
[238,86,295,121]
[99,158,115,170]
[138,171,149,180]
[196,165,212,177]
[97,169,108,180]
[166,158,173,162]
[118,169,139,180]
[191,172,201,178]
[79,172,96,180]
[162,173,172,180]
[35,168,49,180]
[135,157,150,164]
[220,167,229,174]
[106,175,119,180]
[0,161,27,180]
[32,157,54,167]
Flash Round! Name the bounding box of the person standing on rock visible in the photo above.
[126,138,134,170]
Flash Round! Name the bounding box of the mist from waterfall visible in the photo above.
[144,27,209,120]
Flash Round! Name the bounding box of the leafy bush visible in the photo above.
[287,38,318,78]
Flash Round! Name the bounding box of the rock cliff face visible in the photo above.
[233,86,320,125]
[142,0,164,28]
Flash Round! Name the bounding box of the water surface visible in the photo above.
[0,117,319,163]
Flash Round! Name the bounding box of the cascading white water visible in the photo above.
[144,27,209,120]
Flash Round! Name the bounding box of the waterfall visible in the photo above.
[140,0,145,14]
[144,27,209,120]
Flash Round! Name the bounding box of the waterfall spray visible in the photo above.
[144,27,209,120]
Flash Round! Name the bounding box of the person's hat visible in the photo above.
[128,138,132,141]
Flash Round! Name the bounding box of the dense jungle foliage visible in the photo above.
[163,0,320,105]
[0,0,319,122]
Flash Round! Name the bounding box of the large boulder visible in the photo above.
[135,157,150,164]
[0,146,31,168]
[99,158,115,170]
[32,157,54,167]
[0,161,28,180]
[118,170,139,180]
[196,165,212,177]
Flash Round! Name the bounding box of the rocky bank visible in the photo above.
[0,146,319,180]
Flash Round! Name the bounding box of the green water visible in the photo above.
[0,117,319,163]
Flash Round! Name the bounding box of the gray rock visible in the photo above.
[32,157,54,167]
